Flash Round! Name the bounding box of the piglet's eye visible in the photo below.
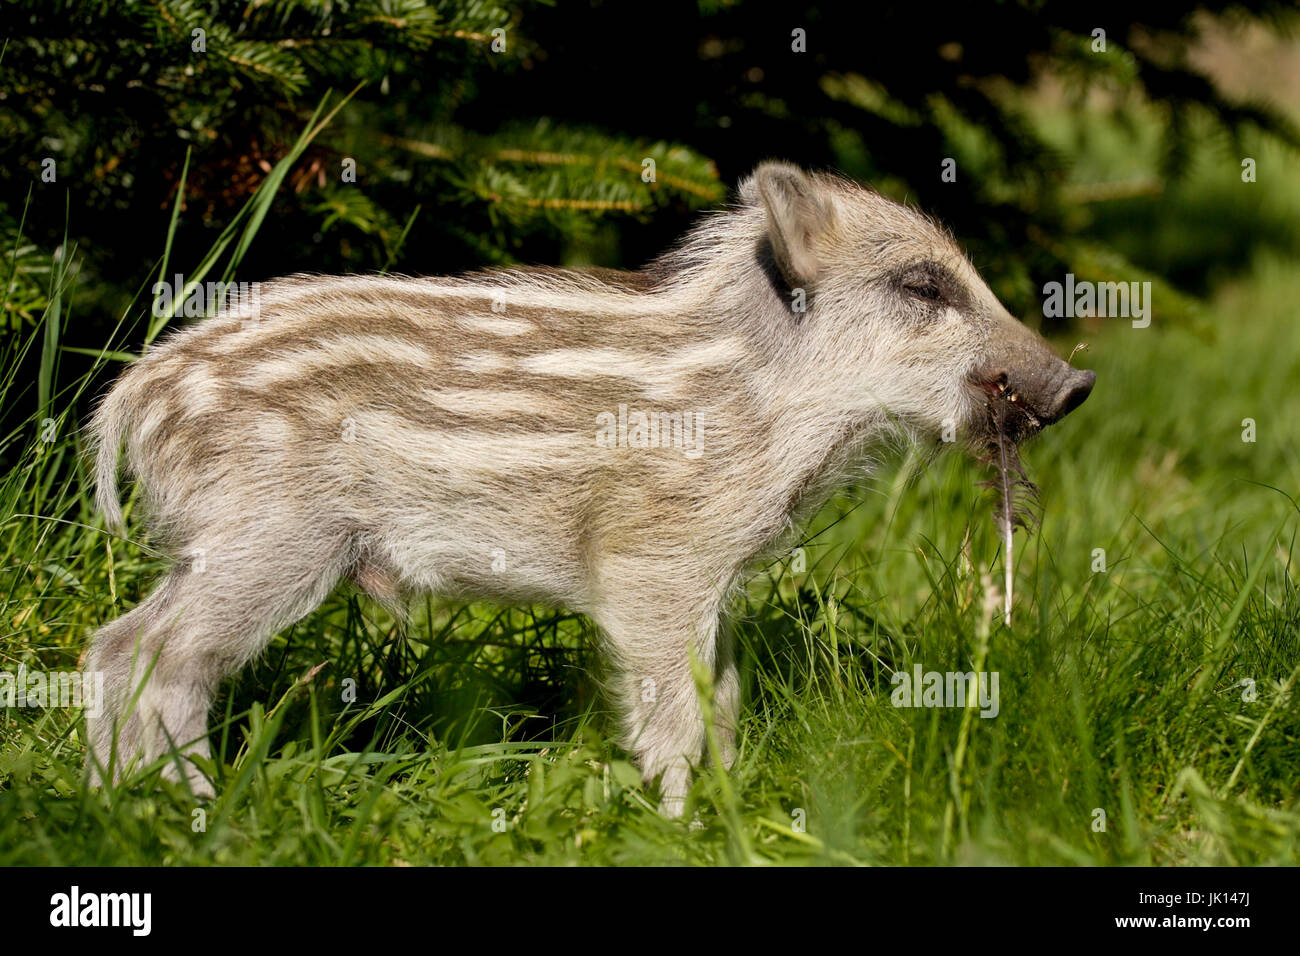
[906,281,942,302]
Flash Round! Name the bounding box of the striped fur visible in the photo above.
[83,162,1089,814]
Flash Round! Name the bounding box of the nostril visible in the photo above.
[1051,369,1096,421]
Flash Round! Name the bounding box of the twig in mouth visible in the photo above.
[977,393,1041,627]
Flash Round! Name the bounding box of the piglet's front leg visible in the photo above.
[591,584,725,818]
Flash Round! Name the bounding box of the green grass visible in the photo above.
[3,123,1300,865]
[3,256,1297,866]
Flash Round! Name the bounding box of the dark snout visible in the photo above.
[976,316,1096,434]
[979,361,1095,430]
[1045,368,1095,424]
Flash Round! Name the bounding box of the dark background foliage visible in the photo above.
[2,0,1299,435]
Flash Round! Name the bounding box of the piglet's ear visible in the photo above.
[753,161,836,288]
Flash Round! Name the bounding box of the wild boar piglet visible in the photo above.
[84,162,1094,815]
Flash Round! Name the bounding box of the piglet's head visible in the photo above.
[747,160,1095,447]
